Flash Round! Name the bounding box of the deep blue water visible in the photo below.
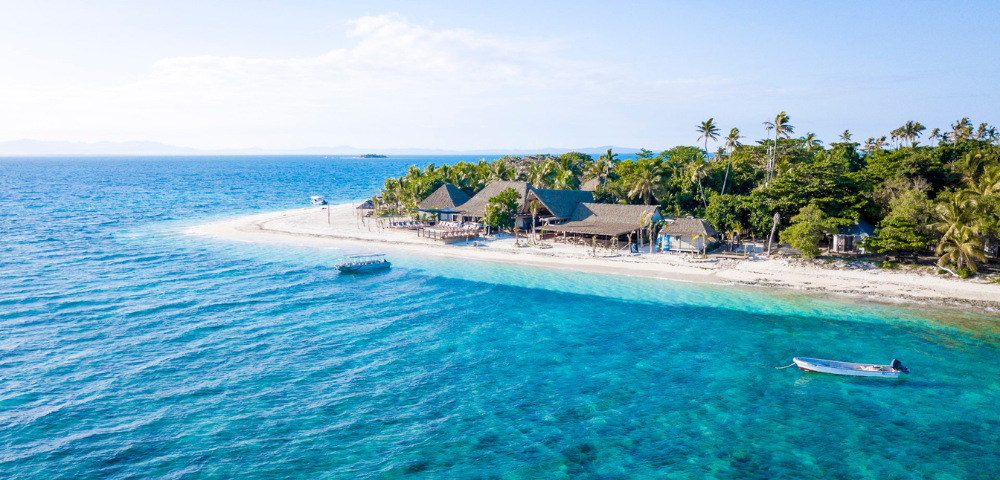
[1,156,999,479]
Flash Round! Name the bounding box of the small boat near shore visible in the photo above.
[335,253,391,273]
[793,357,910,378]
[311,196,328,205]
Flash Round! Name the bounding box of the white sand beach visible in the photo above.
[193,204,1000,310]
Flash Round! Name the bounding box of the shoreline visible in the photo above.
[190,204,1000,312]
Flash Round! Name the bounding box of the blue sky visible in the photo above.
[1,1,998,151]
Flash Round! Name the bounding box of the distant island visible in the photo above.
[359,154,387,158]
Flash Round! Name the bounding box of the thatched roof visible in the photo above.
[580,178,600,192]
[457,181,533,217]
[658,218,719,238]
[526,189,594,218]
[541,203,661,237]
[418,183,470,210]
[357,199,375,209]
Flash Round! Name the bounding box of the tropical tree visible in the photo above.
[483,187,520,232]
[840,130,852,142]
[628,159,664,205]
[689,159,709,208]
[696,118,721,154]
[861,217,934,263]
[762,111,794,183]
[585,159,612,186]
[721,127,744,195]
[780,205,838,258]
[802,132,823,152]
[929,128,941,146]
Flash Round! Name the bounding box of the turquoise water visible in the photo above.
[2,157,999,479]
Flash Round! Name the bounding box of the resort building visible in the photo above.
[417,183,471,221]
[541,203,661,246]
[451,181,595,229]
[454,181,534,226]
[657,218,719,253]
[525,188,594,225]
[831,219,875,254]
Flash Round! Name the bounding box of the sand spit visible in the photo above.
[193,204,1000,311]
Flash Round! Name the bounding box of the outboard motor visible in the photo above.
[890,359,910,374]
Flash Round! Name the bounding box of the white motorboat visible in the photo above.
[311,196,328,205]
[335,253,391,273]
[793,357,910,378]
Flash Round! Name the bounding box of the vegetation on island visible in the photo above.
[374,115,1000,275]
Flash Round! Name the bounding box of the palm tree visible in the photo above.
[900,121,926,147]
[599,148,618,164]
[721,127,743,196]
[530,200,541,243]
[802,132,822,152]
[929,128,941,146]
[763,112,793,183]
[839,130,852,142]
[951,118,972,144]
[585,159,612,187]
[628,160,664,205]
[976,123,989,140]
[488,158,514,181]
[696,118,721,154]
[689,159,709,208]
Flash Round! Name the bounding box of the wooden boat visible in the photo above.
[335,253,391,273]
[793,357,910,378]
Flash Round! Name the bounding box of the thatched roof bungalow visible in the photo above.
[526,188,594,221]
[456,181,533,219]
[418,184,471,210]
[541,203,661,238]
[657,218,719,253]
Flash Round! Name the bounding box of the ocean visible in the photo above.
[1,156,998,479]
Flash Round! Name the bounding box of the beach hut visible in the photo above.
[657,218,719,253]
[356,199,376,217]
[418,184,471,221]
[831,219,875,254]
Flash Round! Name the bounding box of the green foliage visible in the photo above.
[762,151,872,223]
[881,261,895,269]
[780,204,839,258]
[483,187,519,231]
[376,115,1000,269]
[861,217,934,262]
[956,267,974,279]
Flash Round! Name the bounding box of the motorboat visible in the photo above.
[793,357,910,378]
[311,196,328,205]
[335,253,390,273]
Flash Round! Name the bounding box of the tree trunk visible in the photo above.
[767,213,780,254]
[721,156,732,196]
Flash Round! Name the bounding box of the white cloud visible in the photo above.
[0,13,740,149]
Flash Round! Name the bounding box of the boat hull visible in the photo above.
[793,357,903,378]
[336,261,391,273]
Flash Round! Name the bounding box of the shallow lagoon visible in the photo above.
[2,157,998,478]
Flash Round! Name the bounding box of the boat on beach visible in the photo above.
[335,253,391,273]
[793,357,910,378]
